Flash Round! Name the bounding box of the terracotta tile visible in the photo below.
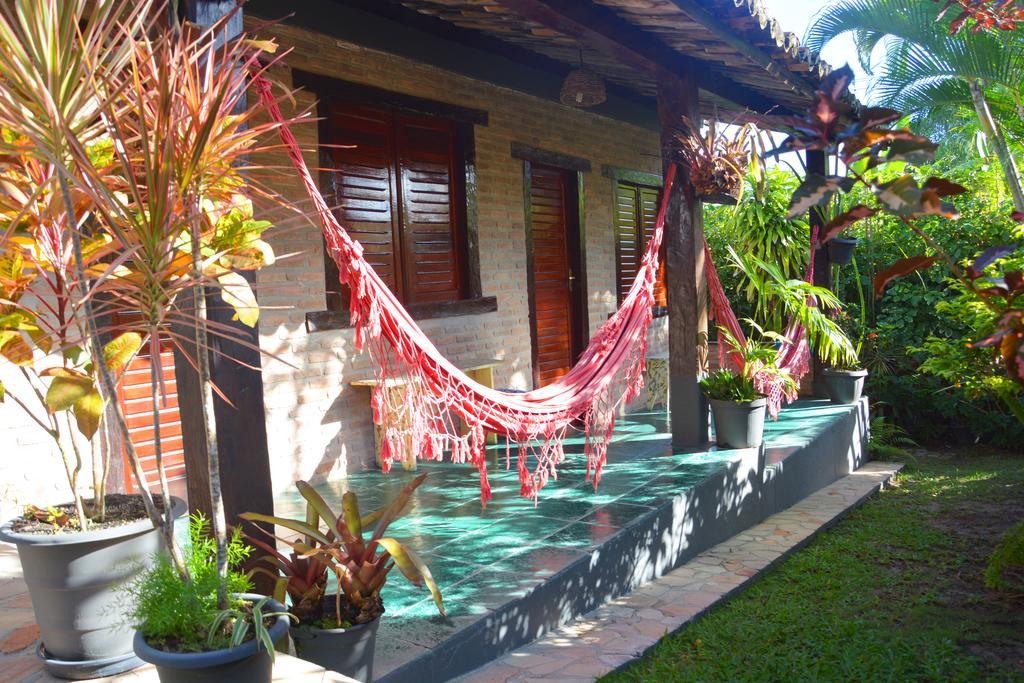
[0,624,39,653]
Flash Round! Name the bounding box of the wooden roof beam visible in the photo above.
[491,0,788,114]
[664,0,818,99]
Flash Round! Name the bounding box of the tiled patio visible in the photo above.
[0,399,869,682]
[272,399,868,681]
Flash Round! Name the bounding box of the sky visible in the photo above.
[759,0,872,100]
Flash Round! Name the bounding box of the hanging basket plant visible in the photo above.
[674,115,752,205]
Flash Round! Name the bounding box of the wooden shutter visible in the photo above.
[396,116,465,304]
[639,185,668,308]
[327,103,402,298]
[614,182,666,308]
[323,103,465,307]
[614,183,640,304]
[119,346,185,493]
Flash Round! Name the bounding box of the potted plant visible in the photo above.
[674,114,752,205]
[700,327,798,448]
[827,234,859,266]
[822,358,869,405]
[242,474,444,682]
[815,193,871,267]
[128,514,294,683]
[0,2,297,677]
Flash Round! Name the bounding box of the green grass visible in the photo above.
[603,451,1024,683]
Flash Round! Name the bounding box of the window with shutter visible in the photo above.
[322,102,468,309]
[614,181,666,309]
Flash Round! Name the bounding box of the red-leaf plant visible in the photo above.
[242,473,444,628]
[760,64,1024,396]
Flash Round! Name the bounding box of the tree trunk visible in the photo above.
[969,79,1024,213]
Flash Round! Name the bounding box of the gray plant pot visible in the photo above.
[291,617,379,682]
[828,237,858,266]
[0,496,186,680]
[709,397,767,449]
[822,368,868,405]
[133,594,289,683]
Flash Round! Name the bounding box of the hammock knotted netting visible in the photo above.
[256,75,812,502]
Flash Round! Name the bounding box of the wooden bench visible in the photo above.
[350,358,502,470]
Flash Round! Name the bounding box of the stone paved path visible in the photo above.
[457,461,903,683]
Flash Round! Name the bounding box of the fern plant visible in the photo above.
[729,247,859,368]
[127,514,291,654]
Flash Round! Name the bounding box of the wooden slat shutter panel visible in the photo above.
[396,115,464,304]
[638,186,668,308]
[119,347,186,493]
[614,183,640,305]
[328,104,402,298]
[614,182,667,308]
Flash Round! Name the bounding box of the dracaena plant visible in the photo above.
[242,474,445,628]
[0,0,306,602]
[760,65,1023,411]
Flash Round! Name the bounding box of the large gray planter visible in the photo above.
[0,496,185,680]
[291,616,379,682]
[823,368,868,405]
[133,594,289,683]
[709,397,767,449]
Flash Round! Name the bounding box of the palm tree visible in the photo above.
[805,0,1024,211]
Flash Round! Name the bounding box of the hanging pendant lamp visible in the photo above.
[560,49,606,108]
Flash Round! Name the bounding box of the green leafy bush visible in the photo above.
[129,514,254,652]
[699,369,760,403]
[985,521,1024,590]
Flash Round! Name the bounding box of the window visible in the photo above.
[322,101,468,309]
[614,180,666,308]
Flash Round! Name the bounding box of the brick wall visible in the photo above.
[249,22,668,493]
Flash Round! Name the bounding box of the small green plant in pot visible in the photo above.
[128,515,293,683]
[242,473,444,682]
[701,327,798,449]
[822,356,869,405]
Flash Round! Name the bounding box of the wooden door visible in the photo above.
[527,164,585,387]
[119,344,186,493]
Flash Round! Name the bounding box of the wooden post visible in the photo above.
[657,74,709,448]
[807,149,830,397]
[177,0,275,590]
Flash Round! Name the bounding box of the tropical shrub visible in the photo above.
[729,169,810,329]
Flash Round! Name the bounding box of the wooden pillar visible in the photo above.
[657,74,709,448]
[177,1,275,573]
[807,149,830,397]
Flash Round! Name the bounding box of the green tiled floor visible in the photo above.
[272,400,851,670]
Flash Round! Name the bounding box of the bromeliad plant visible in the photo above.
[242,474,444,628]
[674,114,752,203]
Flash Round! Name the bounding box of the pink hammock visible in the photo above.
[256,75,674,502]
[256,74,814,500]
